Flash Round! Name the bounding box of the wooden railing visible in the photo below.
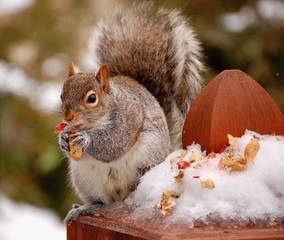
[66,70,284,240]
[67,214,284,240]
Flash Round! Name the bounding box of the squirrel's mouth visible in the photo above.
[60,122,82,132]
[73,122,95,131]
[73,124,83,130]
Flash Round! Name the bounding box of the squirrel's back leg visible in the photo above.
[64,201,105,223]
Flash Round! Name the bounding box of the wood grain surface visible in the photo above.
[67,214,284,240]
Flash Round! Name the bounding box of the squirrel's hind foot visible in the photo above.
[64,202,105,223]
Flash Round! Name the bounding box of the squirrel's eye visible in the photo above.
[87,93,97,103]
[84,90,99,107]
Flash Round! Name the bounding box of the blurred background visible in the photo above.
[0,0,283,239]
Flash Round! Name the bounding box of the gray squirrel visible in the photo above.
[58,2,204,222]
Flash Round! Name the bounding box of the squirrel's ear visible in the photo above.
[96,64,110,93]
[68,62,78,77]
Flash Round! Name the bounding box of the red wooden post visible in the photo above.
[183,69,284,152]
[67,215,284,240]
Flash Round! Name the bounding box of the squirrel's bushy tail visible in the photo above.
[89,2,204,148]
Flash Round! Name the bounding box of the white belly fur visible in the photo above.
[68,133,154,205]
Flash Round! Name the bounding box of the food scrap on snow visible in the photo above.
[124,130,284,227]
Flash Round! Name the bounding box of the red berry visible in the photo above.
[54,122,68,133]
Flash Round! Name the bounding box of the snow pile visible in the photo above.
[125,130,284,227]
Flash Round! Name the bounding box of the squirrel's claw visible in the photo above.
[59,132,70,155]
[64,203,104,223]
[70,131,91,151]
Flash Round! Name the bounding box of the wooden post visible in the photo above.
[183,69,284,152]
[66,70,284,240]
[67,215,284,240]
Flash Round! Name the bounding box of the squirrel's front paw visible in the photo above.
[58,131,91,158]
[64,203,104,223]
[69,131,91,151]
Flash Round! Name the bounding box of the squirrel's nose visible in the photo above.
[64,111,75,122]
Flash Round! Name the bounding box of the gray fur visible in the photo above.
[59,2,204,222]
[89,2,204,148]
[60,74,171,222]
